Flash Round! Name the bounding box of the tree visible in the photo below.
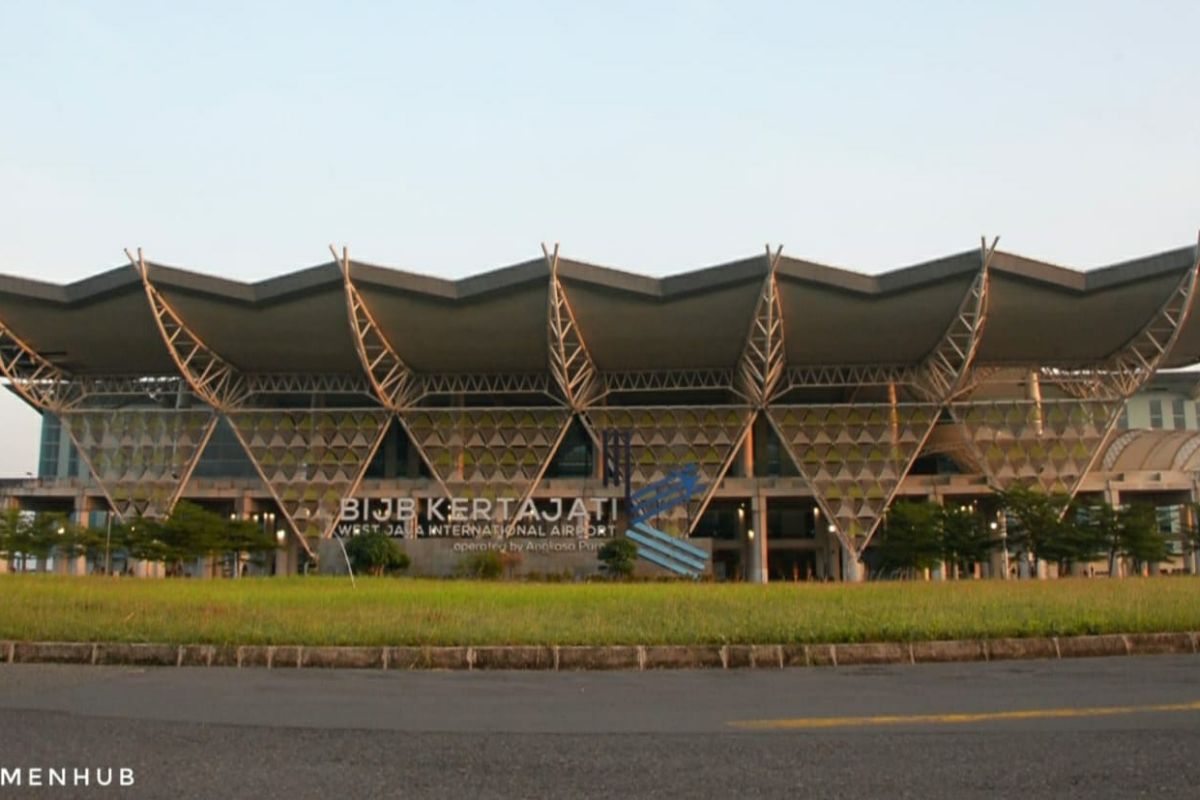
[224,517,280,575]
[1078,501,1121,574]
[1075,501,1170,576]
[52,518,104,570]
[116,515,170,567]
[598,538,638,579]
[938,505,994,577]
[154,501,227,575]
[996,486,1081,572]
[20,512,69,571]
[0,508,23,567]
[1116,504,1170,571]
[343,530,410,576]
[114,502,285,576]
[874,502,942,578]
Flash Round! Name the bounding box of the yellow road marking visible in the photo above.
[730,700,1200,730]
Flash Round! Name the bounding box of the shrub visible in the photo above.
[343,530,410,576]
[458,550,503,580]
[598,538,638,579]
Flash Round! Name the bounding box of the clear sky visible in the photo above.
[1,0,1198,475]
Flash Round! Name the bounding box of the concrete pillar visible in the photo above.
[989,513,1010,580]
[274,532,297,576]
[132,559,165,579]
[200,556,217,579]
[746,494,768,583]
[1182,499,1198,576]
[742,423,768,584]
[841,545,863,582]
[274,545,290,577]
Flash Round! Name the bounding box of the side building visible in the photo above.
[1,241,1199,580]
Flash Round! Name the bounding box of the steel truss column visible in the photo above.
[952,232,1200,498]
[544,243,600,411]
[913,237,996,401]
[766,238,994,559]
[737,245,786,406]
[0,319,83,412]
[131,248,249,411]
[0,303,219,522]
[335,245,420,410]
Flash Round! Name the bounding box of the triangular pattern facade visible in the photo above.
[60,409,217,520]
[951,399,1120,495]
[768,404,938,553]
[228,410,391,540]
[583,406,753,535]
[402,408,572,502]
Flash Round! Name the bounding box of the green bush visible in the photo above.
[598,538,638,579]
[343,530,410,576]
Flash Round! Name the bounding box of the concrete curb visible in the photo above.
[1,633,1196,671]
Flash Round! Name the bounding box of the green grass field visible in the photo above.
[1,575,1198,646]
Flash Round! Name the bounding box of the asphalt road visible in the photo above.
[1,655,1198,799]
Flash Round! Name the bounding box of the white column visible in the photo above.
[841,544,863,582]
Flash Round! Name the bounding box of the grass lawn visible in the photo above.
[0,575,1197,647]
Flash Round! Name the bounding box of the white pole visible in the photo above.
[336,535,356,588]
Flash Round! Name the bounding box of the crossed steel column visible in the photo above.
[949,232,1200,501]
[135,248,394,554]
[764,238,995,557]
[339,246,572,536]
[0,279,218,522]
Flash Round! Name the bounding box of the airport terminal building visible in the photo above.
[2,239,1200,581]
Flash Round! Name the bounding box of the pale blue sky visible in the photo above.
[1,0,1198,474]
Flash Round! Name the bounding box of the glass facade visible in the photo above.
[190,417,258,479]
[37,414,81,479]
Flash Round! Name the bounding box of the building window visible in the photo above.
[1117,406,1129,430]
[37,414,62,477]
[1149,399,1163,429]
[1173,399,1186,430]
